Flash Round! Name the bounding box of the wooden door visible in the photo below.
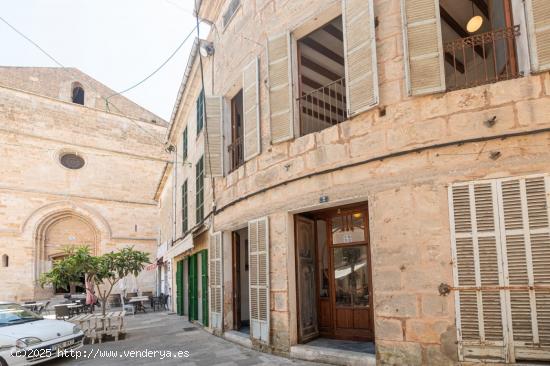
[328,208,374,341]
[295,215,319,342]
[233,232,242,329]
[188,254,198,321]
[176,260,184,316]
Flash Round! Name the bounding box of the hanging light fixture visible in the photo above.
[466,0,483,33]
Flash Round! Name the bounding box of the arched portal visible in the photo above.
[33,209,102,296]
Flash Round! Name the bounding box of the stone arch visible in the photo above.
[22,201,112,284]
[71,81,85,105]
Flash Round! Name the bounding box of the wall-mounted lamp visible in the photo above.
[199,40,215,57]
[466,1,483,33]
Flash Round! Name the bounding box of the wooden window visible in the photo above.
[195,156,204,224]
[525,0,550,72]
[449,175,550,363]
[204,96,223,177]
[196,89,205,135]
[182,180,188,233]
[182,127,188,161]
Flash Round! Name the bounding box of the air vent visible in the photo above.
[60,153,85,170]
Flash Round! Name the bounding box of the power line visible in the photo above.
[105,24,197,105]
[0,15,167,147]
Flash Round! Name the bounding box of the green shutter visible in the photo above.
[196,89,204,134]
[188,254,198,321]
[182,180,188,233]
[182,127,188,161]
[196,157,204,223]
[176,260,184,316]
[201,249,209,327]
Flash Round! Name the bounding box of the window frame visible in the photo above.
[196,89,205,137]
[182,127,188,161]
[196,156,204,224]
[222,0,241,30]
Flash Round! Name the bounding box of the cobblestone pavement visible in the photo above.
[48,312,320,365]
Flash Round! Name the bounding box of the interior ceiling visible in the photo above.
[440,0,492,43]
[298,17,345,95]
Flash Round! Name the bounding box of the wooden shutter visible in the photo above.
[525,0,550,72]
[248,217,270,343]
[205,96,223,177]
[342,0,379,116]
[209,232,223,330]
[243,57,261,160]
[267,32,293,143]
[188,254,198,321]
[496,176,550,361]
[449,182,509,362]
[401,0,445,95]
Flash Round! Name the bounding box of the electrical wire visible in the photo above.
[105,24,198,105]
[0,15,167,147]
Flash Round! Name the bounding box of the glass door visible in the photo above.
[329,209,373,340]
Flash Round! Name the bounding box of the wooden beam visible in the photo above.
[471,0,489,19]
[322,24,343,41]
[444,52,465,74]
[300,56,342,82]
[300,38,345,65]
[440,6,486,58]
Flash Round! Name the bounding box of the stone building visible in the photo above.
[0,67,169,301]
[157,0,550,364]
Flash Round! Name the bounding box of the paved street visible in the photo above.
[49,312,319,365]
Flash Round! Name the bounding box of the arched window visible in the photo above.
[1,254,8,268]
[71,83,85,105]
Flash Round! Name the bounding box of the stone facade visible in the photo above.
[0,68,169,301]
[157,0,550,364]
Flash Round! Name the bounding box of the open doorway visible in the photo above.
[295,203,373,344]
[232,228,250,334]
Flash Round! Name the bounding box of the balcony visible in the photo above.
[444,26,521,91]
[228,135,244,173]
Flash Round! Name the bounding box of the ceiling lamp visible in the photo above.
[466,1,483,33]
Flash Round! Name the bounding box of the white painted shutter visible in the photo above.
[248,217,270,343]
[401,0,445,95]
[243,57,261,160]
[525,0,550,72]
[267,32,294,143]
[209,232,223,330]
[205,96,223,177]
[342,0,379,116]
[496,176,550,361]
[449,182,508,362]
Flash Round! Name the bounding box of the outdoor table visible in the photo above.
[67,304,83,316]
[128,296,149,313]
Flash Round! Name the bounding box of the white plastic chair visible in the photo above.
[120,294,135,316]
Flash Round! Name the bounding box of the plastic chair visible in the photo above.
[120,294,135,316]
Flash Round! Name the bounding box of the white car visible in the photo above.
[0,302,84,366]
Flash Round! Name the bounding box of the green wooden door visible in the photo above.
[176,260,184,316]
[188,254,198,321]
[201,249,209,327]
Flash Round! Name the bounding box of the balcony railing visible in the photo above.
[299,77,347,136]
[228,135,244,172]
[444,25,521,91]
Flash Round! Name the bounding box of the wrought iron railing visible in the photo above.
[298,77,347,136]
[444,25,521,91]
[228,135,244,172]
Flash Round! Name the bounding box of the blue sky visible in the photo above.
[1,0,206,121]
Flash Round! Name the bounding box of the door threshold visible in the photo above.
[224,330,253,349]
[290,339,375,366]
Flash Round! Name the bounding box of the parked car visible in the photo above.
[0,302,84,365]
